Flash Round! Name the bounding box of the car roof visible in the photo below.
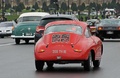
[19,12,50,18]
[41,14,78,20]
[0,21,13,23]
[45,20,87,29]
[101,19,120,21]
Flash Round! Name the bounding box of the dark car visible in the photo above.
[34,14,79,44]
[96,19,120,41]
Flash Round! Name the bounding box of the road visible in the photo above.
[0,37,120,78]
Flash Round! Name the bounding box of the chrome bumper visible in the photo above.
[11,35,34,38]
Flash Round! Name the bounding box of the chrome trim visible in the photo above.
[11,35,34,38]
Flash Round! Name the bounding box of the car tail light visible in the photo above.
[118,27,120,30]
[36,26,41,33]
[38,49,45,53]
[98,27,103,30]
[74,49,82,53]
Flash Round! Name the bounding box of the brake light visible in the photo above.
[98,27,103,30]
[36,26,41,33]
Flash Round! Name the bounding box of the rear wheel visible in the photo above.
[35,60,44,71]
[93,60,100,68]
[1,36,4,38]
[15,38,20,44]
[83,54,92,71]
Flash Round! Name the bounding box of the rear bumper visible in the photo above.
[0,33,11,36]
[97,30,120,38]
[11,35,34,39]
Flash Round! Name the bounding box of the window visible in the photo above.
[85,27,92,38]
[45,24,82,35]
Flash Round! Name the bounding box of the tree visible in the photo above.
[33,2,39,10]
[78,3,85,12]
[16,0,20,5]
[5,3,11,10]
[102,2,107,10]
[42,2,49,12]
[71,2,77,11]
[60,2,67,12]
[15,2,25,12]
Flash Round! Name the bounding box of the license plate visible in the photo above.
[26,33,32,36]
[52,50,66,54]
[106,31,113,34]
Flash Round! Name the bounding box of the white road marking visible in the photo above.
[0,43,14,47]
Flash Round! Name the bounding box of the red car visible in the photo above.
[34,20,103,71]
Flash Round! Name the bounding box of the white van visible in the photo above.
[17,12,50,23]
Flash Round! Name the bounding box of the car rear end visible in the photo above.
[0,21,14,38]
[34,23,90,64]
[96,19,120,39]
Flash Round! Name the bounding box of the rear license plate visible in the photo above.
[26,33,32,36]
[106,31,113,34]
[52,50,66,54]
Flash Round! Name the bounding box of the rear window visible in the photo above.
[101,19,120,25]
[39,18,72,26]
[0,22,13,27]
[44,24,82,35]
[18,16,42,22]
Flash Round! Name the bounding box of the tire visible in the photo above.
[35,60,44,71]
[84,54,92,71]
[25,40,29,44]
[1,36,4,38]
[15,38,20,44]
[46,62,54,68]
[93,60,100,68]
[100,37,104,41]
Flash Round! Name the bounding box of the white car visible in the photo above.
[17,12,50,23]
[0,21,15,38]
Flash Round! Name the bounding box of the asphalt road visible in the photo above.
[0,37,120,78]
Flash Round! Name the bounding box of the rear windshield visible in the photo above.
[101,19,120,25]
[39,18,72,26]
[18,16,42,22]
[0,22,13,27]
[45,24,82,35]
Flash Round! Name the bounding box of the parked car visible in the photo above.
[96,19,120,41]
[34,20,103,71]
[11,12,50,44]
[34,14,79,44]
[0,21,15,38]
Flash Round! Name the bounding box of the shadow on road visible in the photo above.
[35,67,102,78]
[103,39,120,42]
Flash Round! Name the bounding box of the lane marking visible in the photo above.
[0,43,14,47]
